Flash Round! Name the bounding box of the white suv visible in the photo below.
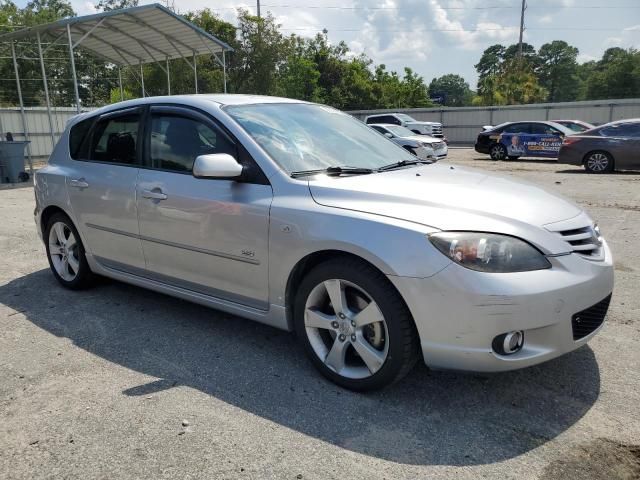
[365,113,445,140]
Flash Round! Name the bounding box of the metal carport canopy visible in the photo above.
[0,3,233,66]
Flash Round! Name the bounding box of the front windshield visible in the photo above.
[225,103,415,173]
[395,113,416,122]
[386,125,416,137]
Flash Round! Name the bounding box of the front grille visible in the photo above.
[430,124,444,138]
[549,224,604,259]
[572,294,611,340]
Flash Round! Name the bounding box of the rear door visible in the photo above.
[136,105,273,309]
[66,107,145,271]
[600,123,640,168]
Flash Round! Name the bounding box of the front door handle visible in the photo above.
[141,189,168,201]
[69,178,89,188]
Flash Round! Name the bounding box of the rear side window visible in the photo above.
[149,114,235,173]
[69,117,93,160]
[504,123,530,134]
[531,124,561,135]
[366,116,383,124]
[602,123,640,138]
[89,114,139,165]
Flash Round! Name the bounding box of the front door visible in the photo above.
[136,106,273,309]
[66,108,145,271]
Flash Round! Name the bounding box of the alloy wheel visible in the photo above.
[490,144,506,160]
[48,221,80,281]
[304,279,389,379]
[586,153,610,172]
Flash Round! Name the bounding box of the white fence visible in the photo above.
[348,98,640,145]
[2,99,640,162]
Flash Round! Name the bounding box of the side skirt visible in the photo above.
[85,254,290,331]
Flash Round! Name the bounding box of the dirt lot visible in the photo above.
[1,149,639,479]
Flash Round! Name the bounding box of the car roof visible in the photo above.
[607,118,640,125]
[68,94,308,126]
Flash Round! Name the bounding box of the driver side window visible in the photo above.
[149,114,235,173]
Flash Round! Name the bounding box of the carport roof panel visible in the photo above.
[0,3,233,66]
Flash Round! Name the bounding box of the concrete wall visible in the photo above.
[348,98,640,145]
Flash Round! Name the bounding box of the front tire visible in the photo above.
[490,143,507,160]
[294,258,420,391]
[584,151,614,173]
[44,213,94,289]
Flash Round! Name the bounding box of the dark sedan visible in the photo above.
[475,121,573,160]
[558,119,640,173]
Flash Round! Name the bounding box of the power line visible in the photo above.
[278,26,636,32]
[207,4,640,10]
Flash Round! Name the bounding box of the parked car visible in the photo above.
[552,120,596,133]
[35,95,613,391]
[369,123,448,160]
[475,121,574,160]
[364,112,445,140]
[558,119,640,173]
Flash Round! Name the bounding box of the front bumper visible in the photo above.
[389,241,614,372]
[475,142,490,154]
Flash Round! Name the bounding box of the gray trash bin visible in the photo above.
[0,141,30,183]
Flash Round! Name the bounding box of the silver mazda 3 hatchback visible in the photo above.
[34,95,614,391]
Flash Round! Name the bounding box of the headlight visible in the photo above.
[428,232,551,273]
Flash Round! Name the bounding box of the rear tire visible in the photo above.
[490,143,507,160]
[584,151,614,173]
[44,212,94,290]
[294,258,420,391]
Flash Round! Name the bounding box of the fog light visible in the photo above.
[492,331,524,355]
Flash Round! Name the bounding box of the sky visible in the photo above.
[16,0,640,88]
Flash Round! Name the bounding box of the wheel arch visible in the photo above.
[284,250,407,331]
[41,205,72,234]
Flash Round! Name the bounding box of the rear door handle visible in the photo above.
[69,178,89,188]
[141,189,168,200]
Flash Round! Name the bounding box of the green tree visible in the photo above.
[95,0,136,11]
[585,48,640,100]
[538,40,579,102]
[428,74,473,106]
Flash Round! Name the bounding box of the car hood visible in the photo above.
[308,163,583,254]
[405,121,440,127]
[401,134,443,144]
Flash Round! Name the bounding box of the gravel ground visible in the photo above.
[1,149,639,479]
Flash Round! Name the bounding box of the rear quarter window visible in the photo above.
[69,117,94,160]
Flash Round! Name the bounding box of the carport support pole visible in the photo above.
[67,24,81,113]
[10,41,32,172]
[140,62,145,97]
[193,51,198,94]
[166,57,171,95]
[222,50,227,93]
[118,67,124,102]
[37,32,56,149]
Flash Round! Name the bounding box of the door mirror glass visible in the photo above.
[193,154,243,179]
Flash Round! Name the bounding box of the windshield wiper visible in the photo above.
[290,166,375,178]
[377,159,432,172]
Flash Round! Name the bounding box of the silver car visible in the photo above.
[368,123,448,160]
[34,95,614,391]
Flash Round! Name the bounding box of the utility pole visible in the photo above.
[257,0,261,18]
[518,0,526,60]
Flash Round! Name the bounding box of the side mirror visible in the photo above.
[193,153,243,179]
[384,132,393,138]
